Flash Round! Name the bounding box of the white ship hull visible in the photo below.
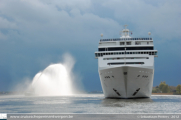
[99,66,154,98]
[95,25,158,98]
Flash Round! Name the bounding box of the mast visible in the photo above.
[120,25,132,38]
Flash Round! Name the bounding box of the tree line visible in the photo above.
[152,81,181,93]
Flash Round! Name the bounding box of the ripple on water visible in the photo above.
[0,94,180,113]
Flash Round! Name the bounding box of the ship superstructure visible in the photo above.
[95,25,158,98]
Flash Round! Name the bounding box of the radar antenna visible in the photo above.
[120,25,132,38]
[124,25,128,29]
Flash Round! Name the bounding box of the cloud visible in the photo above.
[101,0,181,40]
[0,0,180,91]
[0,0,121,45]
[0,32,7,40]
[1,0,180,43]
[0,17,17,29]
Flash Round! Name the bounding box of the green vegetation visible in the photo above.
[176,84,181,94]
[152,86,160,93]
[152,82,181,95]
[152,81,170,93]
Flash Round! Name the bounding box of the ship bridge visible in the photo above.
[95,25,157,58]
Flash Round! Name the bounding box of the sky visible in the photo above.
[0,0,181,92]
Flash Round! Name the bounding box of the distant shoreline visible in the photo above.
[152,93,181,95]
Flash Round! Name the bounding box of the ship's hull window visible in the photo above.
[103,57,148,60]
[95,51,157,57]
[99,47,154,51]
[107,62,144,65]
[126,42,131,45]
[120,42,125,45]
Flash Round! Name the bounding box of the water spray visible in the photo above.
[26,53,83,96]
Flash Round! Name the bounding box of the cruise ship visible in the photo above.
[95,25,158,98]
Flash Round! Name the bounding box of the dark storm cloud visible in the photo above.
[0,0,180,91]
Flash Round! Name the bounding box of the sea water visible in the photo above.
[0,94,180,113]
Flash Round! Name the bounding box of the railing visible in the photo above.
[100,38,152,42]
